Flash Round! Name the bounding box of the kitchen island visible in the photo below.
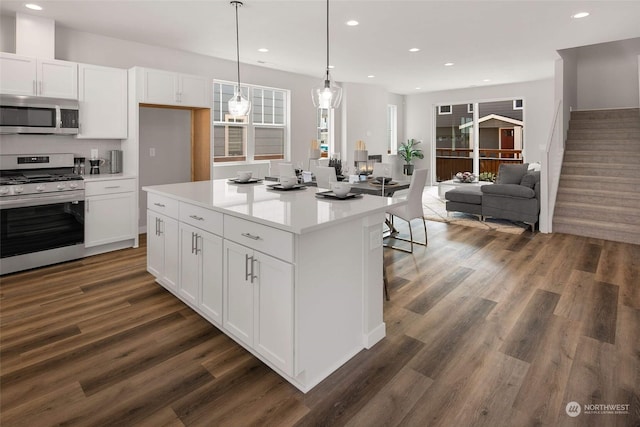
[143,179,406,392]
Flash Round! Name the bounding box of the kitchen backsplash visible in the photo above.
[0,134,122,170]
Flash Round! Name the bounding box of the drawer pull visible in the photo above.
[154,202,166,208]
[241,232,261,241]
[189,215,204,221]
[104,186,121,189]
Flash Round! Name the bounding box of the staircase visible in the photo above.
[553,108,640,245]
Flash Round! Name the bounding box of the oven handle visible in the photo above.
[0,190,85,209]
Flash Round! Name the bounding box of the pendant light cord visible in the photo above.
[325,0,330,80]
[233,1,242,92]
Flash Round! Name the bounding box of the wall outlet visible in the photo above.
[149,148,156,157]
[90,149,99,159]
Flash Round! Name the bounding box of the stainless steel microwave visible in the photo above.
[0,96,79,135]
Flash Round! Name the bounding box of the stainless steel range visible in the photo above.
[0,153,85,275]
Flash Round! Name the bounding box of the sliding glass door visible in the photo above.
[435,99,524,182]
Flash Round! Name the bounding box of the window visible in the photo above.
[438,105,452,115]
[213,81,289,163]
[467,103,474,113]
[387,104,398,154]
[513,99,524,110]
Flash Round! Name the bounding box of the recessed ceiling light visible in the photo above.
[409,48,420,52]
[25,3,43,10]
[346,20,359,26]
[415,87,421,90]
[483,79,491,82]
[258,48,269,53]
[444,62,455,67]
[367,75,375,78]
[571,12,590,19]
[328,65,335,69]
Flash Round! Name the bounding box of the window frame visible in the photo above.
[213,80,290,164]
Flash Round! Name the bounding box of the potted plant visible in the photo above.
[398,138,424,175]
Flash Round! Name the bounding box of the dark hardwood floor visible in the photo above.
[1,221,639,426]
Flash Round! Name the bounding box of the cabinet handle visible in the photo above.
[189,215,204,221]
[196,233,202,255]
[250,257,257,284]
[39,81,43,95]
[154,202,166,208]
[191,232,196,254]
[86,199,90,213]
[155,217,159,236]
[245,254,252,282]
[241,232,261,241]
[33,80,37,95]
[104,186,121,189]
[158,218,164,236]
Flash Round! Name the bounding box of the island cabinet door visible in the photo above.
[199,231,223,325]
[179,223,201,306]
[223,240,254,347]
[253,252,294,376]
[146,211,178,291]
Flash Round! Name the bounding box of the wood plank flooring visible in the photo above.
[1,221,639,426]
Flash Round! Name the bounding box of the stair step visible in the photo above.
[569,118,640,130]
[552,217,640,246]
[561,162,637,178]
[554,201,640,224]
[558,175,640,190]
[565,140,640,151]
[563,151,640,164]
[556,187,640,208]
[567,129,640,140]
[571,108,640,120]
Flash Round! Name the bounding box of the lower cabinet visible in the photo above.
[223,239,293,375]
[147,211,178,291]
[85,179,136,248]
[179,223,223,324]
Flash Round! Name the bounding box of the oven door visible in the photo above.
[0,191,85,259]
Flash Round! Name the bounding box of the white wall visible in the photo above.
[575,37,640,110]
[138,107,192,223]
[404,78,555,185]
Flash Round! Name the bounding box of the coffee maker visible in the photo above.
[89,158,105,174]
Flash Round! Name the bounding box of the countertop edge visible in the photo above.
[142,185,406,235]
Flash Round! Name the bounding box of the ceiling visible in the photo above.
[1,1,639,94]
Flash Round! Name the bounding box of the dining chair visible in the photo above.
[372,163,392,179]
[314,166,337,190]
[384,168,428,253]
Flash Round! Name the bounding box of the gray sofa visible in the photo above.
[445,163,540,231]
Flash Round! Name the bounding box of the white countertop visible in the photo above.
[143,179,407,234]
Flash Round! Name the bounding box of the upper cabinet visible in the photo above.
[0,53,78,99]
[77,64,128,139]
[135,67,211,107]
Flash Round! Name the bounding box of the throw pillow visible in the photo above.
[520,171,540,189]
[496,163,529,185]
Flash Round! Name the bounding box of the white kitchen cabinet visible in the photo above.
[179,223,223,324]
[147,211,179,291]
[85,179,136,248]
[223,239,293,375]
[137,67,210,107]
[77,64,127,139]
[0,53,77,99]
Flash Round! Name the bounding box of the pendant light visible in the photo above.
[228,1,251,117]
[312,0,342,109]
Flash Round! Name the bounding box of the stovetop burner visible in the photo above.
[0,172,83,185]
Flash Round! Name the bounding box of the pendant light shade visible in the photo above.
[312,0,342,109]
[229,1,251,117]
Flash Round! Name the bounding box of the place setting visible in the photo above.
[315,182,362,200]
[266,175,307,191]
[227,171,263,184]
